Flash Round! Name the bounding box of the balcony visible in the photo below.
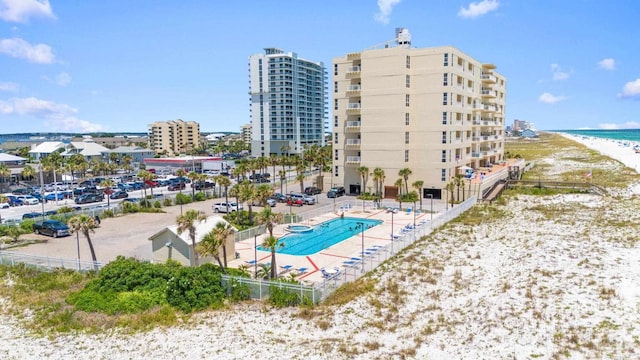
[345,121,361,132]
[481,73,497,83]
[347,103,361,113]
[347,84,361,94]
[482,104,497,112]
[481,88,497,98]
[346,156,361,164]
[346,66,361,78]
[472,152,481,158]
[345,139,361,148]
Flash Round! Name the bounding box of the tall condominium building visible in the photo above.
[333,29,506,200]
[148,119,201,156]
[248,48,327,157]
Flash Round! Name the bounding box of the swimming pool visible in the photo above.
[258,217,383,256]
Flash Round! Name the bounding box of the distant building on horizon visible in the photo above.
[241,124,252,146]
[333,28,506,199]
[248,48,327,157]
[148,119,201,156]
[513,119,535,131]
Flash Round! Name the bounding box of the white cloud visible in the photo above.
[618,78,640,99]
[458,0,499,19]
[0,81,18,92]
[0,96,106,132]
[55,72,71,86]
[0,37,54,63]
[598,121,640,130]
[597,58,615,71]
[374,0,401,24]
[538,92,566,104]
[551,63,570,81]
[0,0,55,23]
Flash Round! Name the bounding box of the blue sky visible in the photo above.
[0,0,639,133]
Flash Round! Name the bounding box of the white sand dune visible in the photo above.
[2,136,640,359]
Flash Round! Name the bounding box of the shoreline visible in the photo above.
[558,132,640,173]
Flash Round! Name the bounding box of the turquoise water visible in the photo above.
[258,217,383,256]
[553,129,640,143]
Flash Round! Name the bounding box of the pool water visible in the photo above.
[258,217,383,256]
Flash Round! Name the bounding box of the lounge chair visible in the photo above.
[296,267,308,274]
[245,260,257,265]
[280,264,293,271]
[342,260,358,267]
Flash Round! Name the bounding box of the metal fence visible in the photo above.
[0,250,103,272]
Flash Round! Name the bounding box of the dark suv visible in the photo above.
[304,186,321,195]
[33,220,70,238]
[327,186,345,198]
[75,193,104,204]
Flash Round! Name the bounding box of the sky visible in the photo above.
[0,0,639,134]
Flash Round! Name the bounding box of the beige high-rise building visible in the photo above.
[148,119,201,156]
[332,29,506,200]
[241,124,252,145]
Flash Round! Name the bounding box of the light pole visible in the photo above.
[165,241,173,260]
[254,234,258,278]
[76,232,81,270]
[358,222,365,273]
[426,194,433,226]
[390,210,394,253]
[39,162,45,222]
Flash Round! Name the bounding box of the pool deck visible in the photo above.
[230,206,435,283]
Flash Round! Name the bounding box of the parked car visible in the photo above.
[304,186,321,195]
[327,186,346,198]
[75,193,104,204]
[117,183,133,192]
[301,194,316,205]
[252,198,277,207]
[212,202,243,213]
[109,190,129,199]
[6,195,24,206]
[44,192,67,201]
[0,201,9,209]
[287,194,304,207]
[192,180,215,190]
[33,220,70,238]
[167,182,186,191]
[12,188,32,195]
[22,212,42,219]
[271,193,288,203]
[16,195,39,205]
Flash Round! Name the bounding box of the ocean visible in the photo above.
[552,129,640,143]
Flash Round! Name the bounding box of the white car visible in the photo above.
[0,201,10,209]
[212,202,243,213]
[16,195,39,205]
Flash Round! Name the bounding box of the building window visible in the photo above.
[334,149,338,160]
[443,73,448,86]
[334,64,338,75]
[405,132,409,144]
[334,116,338,127]
[442,93,448,105]
[334,132,338,144]
[406,94,410,107]
[405,150,409,162]
[442,131,447,144]
[443,53,449,66]
[441,150,446,163]
[335,165,339,176]
[441,169,446,181]
[334,81,338,93]
[405,113,410,125]
[442,112,447,125]
[334,99,338,110]
[406,75,410,88]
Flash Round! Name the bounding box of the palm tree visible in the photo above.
[229,183,241,224]
[0,194,7,224]
[68,214,99,270]
[238,180,256,224]
[254,184,274,207]
[0,163,11,191]
[412,180,424,211]
[99,178,115,209]
[446,178,456,208]
[176,209,207,266]
[454,174,466,201]
[357,165,369,194]
[394,178,404,209]
[262,235,284,279]
[20,165,35,184]
[121,154,133,174]
[187,171,200,198]
[255,206,284,238]
[398,167,412,195]
[372,167,385,199]
[278,169,286,194]
[42,151,64,189]
[215,175,231,201]
[197,221,235,271]
[137,169,150,203]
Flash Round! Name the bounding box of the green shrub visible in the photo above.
[139,199,152,208]
[268,284,305,308]
[101,209,114,218]
[229,279,251,302]
[153,200,162,208]
[19,219,35,232]
[57,206,76,214]
[175,193,192,205]
[194,192,206,202]
[122,202,140,213]
[165,264,225,313]
[163,198,173,207]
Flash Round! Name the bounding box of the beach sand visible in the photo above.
[2,135,640,359]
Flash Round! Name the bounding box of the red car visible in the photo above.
[168,182,186,191]
[286,197,303,207]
